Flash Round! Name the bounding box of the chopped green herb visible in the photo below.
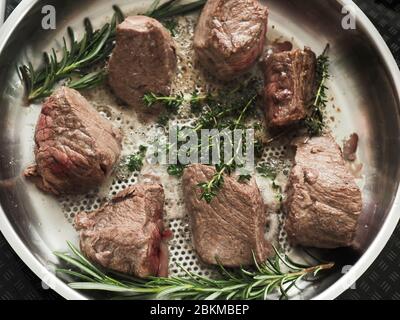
[238,174,252,183]
[272,181,283,202]
[167,164,186,177]
[257,162,284,202]
[254,139,264,159]
[157,113,170,127]
[257,163,278,180]
[127,145,147,172]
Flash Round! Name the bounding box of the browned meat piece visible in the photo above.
[284,135,362,248]
[182,164,272,267]
[108,16,177,112]
[343,133,359,162]
[24,87,122,195]
[262,47,317,127]
[194,0,268,80]
[75,184,170,278]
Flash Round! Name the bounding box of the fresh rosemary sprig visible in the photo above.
[19,6,124,102]
[305,45,330,136]
[147,0,206,20]
[55,242,334,300]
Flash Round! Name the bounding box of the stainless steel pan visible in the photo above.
[0,0,400,300]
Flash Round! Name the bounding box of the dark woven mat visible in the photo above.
[1,0,399,300]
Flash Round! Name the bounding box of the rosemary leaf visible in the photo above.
[148,0,206,20]
[68,70,107,90]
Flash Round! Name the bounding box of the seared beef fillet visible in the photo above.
[75,184,169,278]
[24,87,122,195]
[108,16,177,111]
[182,164,272,267]
[284,135,362,248]
[194,0,268,80]
[262,48,317,127]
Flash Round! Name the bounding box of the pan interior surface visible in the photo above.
[0,0,399,300]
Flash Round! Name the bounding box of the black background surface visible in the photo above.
[0,0,399,300]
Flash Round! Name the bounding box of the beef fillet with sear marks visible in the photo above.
[108,16,177,113]
[284,135,362,248]
[182,164,272,267]
[75,184,170,278]
[194,0,268,80]
[24,87,122,195]
[262,47,317,127]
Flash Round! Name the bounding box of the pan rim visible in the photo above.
[0,0,399,301]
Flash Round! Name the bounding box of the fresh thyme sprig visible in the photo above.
[304,45,330,136]
[144,91,210,127]
[19,6,124,102]
[55,242,334,300]
[143,92,185,111]
[197,93,258,203]
[153,80,262,203]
